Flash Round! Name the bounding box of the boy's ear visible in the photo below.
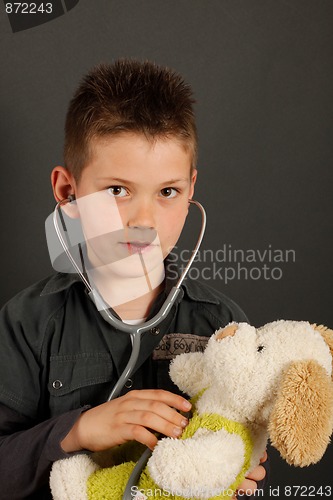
[51,166,76,202]
[51,166,79,218]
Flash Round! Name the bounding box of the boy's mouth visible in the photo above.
[121,241,155,255]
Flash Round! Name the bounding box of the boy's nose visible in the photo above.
[127,198,156,229]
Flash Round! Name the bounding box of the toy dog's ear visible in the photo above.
[50,455,99,500]
[215,323,238,341]
[268,360,333,467]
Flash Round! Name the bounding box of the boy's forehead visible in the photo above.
[90,132,192,155]
[83,132,194,177]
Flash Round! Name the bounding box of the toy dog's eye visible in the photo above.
[257,345,265,353]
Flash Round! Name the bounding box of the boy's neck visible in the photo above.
[113,282,164,321]
[87,263,165,321]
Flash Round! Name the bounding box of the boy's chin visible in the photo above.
[90,260,165,282]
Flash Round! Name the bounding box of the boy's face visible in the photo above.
[71,133,197,272]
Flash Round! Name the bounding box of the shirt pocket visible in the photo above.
[48,352,113,416]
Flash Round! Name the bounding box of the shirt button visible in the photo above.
[125,379,133,388]
[150,327,160,336]
[52,380,63,389]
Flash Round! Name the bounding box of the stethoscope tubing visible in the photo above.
[53,197,206,497]
[53,197,206,341]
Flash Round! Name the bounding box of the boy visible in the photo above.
[0,60,267,499]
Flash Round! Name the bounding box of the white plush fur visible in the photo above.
[149,428,245,498]
[50,454,99,500]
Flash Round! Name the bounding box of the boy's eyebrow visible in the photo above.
[96,177,190,185]
[160,178,190,185]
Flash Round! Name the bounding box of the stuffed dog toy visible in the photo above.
[50,320,333,499]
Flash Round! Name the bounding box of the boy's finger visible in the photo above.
[236,478,257,496]
[121,396,189,429]
[126,411,186,441]
[111,397,189,435]
[127,425,159,451]
[245,464,266,481]
[125,389,192,412]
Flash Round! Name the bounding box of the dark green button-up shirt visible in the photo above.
[0,272,247,498]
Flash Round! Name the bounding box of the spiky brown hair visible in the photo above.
[64,59,197,180]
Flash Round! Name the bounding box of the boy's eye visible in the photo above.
[107,186,128,198]
[160,187,178,198]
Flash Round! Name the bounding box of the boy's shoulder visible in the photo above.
[2,272,79,304]
[0,273,81,328]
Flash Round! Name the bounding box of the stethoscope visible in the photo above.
[53,196,206,498]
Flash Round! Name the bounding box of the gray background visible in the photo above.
[0,0,332,495]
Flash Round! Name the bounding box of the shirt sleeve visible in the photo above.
[0,403,90,499]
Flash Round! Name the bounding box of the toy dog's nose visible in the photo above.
[216,324,238,340]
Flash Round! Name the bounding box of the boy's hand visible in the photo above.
[61,389,191,453]
[232,450,267,499]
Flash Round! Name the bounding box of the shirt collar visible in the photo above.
[40,272,82,296]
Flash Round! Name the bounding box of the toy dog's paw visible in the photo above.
[148,428,245,499]
[50,455,99,500]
